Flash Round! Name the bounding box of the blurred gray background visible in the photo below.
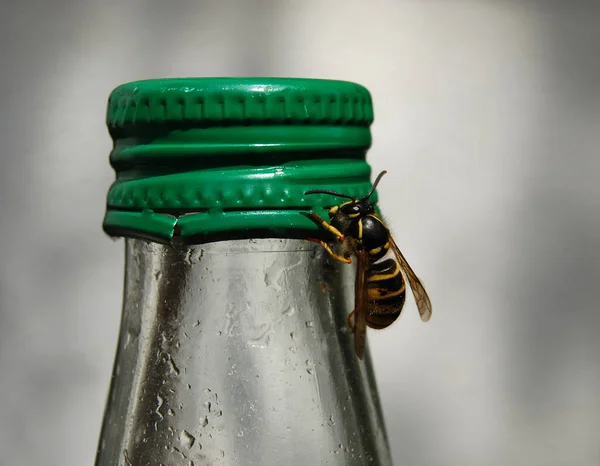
[1,1,599,465]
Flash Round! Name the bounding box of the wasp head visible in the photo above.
[304,170,387,226]
[328,199,374,219]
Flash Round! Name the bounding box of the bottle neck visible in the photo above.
[97,238,391,466]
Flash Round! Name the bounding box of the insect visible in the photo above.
[305,170,432,359]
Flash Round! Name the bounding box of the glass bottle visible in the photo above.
[96,78,393,466]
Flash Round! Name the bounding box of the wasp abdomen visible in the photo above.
[366,258,406,329]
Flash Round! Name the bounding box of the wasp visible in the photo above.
[305,170,432,359]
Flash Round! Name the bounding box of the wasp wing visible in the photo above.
[388,236,432,322]
[353,248,369,359]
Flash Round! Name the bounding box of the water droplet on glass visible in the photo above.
[327,414,335,426]
[154,271,162,281]
[200,415,209,427]
[305,358,316,374]
[282,306,295,317]
[264,257,303,290]
[155,395,164,421]
[179,430,195,449]
[305,321,314,328]
[289,332,295,340]
[167,409,175,416]
[264,269,276,288]
[159,333,169,351]
[216,410,223,417]
[123,449,132,466]
[216,330,222,336]
[171,446,186,459]
[187,384,192,390]
[247,323,272,348]
[124,329,135,349]
[184,249,196,265]
[204,401,212,412]
[167,355,180,376]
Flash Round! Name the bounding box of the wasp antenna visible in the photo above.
[304,189,355,200]
[364,170,388,199]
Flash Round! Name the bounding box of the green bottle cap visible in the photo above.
[103,77,378,243]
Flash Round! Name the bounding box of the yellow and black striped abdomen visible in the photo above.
[366,258,406,329]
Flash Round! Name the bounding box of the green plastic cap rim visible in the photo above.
[103,77,378,243]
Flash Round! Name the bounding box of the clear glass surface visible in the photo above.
[95,238,392,466]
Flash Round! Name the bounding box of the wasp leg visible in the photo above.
[307,238,352,264]
[308,212,345,241]
[347,310,355,330]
